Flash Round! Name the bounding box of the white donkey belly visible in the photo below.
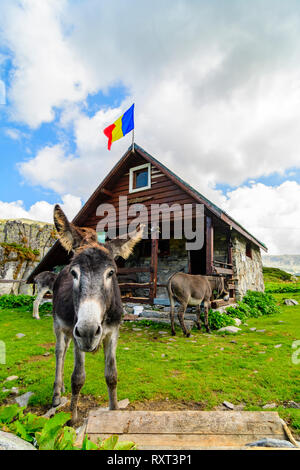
[188,297,202,306]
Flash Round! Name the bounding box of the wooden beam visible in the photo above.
[100,188,114,198]
[117,267,151,274]
[206,216,214,275]
[150,237,158,302]
[119,282,151,289]
[214,266,233,275]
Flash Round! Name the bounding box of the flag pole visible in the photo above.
[132,128,135,152]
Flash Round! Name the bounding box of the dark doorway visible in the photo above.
[189,247,206,275]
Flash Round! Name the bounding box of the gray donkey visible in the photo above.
[52,204,144,424]
[33,271,57,320]
[167,273,229,337]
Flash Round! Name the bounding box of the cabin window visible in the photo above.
[129,163,151,193]
[97,232,106,244]
[246,242,252,259]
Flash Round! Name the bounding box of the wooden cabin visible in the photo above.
[27,144,267,305]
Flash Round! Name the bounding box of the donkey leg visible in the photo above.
[70,343,86,425]
[60,336,71,394]
[204,300,211,334]
[196,304,202,330]
[169,296,176,336]
[33,287,48,319]
[52,328,70,407]
[177,302,190,337]
[103,327,119,410]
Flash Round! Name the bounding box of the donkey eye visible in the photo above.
[70,269,79,280]
[107,269,115,278]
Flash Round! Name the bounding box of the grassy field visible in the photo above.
[0,289,299,435]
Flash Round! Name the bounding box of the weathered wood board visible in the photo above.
[84,410,288,450]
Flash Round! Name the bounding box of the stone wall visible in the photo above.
[231,232,264,300]
[0,219,56,295]
[123,238,188,299]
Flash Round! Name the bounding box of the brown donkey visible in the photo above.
[52,205,144,424]
[167,273,229,337]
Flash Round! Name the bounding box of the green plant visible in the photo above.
[0,294,52,312]
[206,309,235,330]
[0,405,136,450]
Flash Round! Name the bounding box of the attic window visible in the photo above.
[129,163,151,193]
[246,242,252,259]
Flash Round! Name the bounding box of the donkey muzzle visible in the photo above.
[73,300,103,351]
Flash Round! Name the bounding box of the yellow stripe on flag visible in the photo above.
[111,116,124,143]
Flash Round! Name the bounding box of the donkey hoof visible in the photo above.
[52,395,61,407]
[186,332,191,338]
[171,331,176,336]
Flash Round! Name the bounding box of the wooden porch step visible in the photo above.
[82,410,288,450]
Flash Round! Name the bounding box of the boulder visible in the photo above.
[218,326,241,333]
[284,299,299,306]
[0,430,36,450]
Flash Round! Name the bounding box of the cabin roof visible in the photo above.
[27,143,267,283]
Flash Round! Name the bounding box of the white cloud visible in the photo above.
[221,181,300,255]
[0,194,82,223]
[2,0,300,253]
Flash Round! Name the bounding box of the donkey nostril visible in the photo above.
[75,326,81,338]
[95,326,101,336]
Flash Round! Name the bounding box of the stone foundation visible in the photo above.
[231,233,264,300]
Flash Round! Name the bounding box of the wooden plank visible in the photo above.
[121,297,150,303]
[117,267,151,274]
[150,237,158,302]
[119,282,151,289]
[86,410,286,449]
[214,266,234,275]
[206,216,213,275]
[211,298,235,309]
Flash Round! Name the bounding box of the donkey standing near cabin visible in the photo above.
[33,271,57,320]
[167,273,229,337]
[51,205,144,424]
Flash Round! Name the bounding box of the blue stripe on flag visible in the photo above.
[121,104,135,136]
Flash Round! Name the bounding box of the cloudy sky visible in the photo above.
[0,0,300,254]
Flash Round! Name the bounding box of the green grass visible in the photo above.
[0,293,299,435]
[263,266,293,282]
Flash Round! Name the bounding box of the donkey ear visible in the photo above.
[107,224,145,260]
[53,205,85,253]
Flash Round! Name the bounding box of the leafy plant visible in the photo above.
[0,294,52,312]
[0,405,136,450]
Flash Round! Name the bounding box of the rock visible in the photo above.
[15,391,34,407]
[256,329,265,333]
[284,299,299,306]
[262,403,277,409]
[233,318,242,326]
[249,327,256,331]
[43,397,69,418]
[274,344,282,348]
[118,398,130,409]
[0,430,36,450]
[285,401,300,409]
[16,333,25,339]
[132,328,142,331]
[246,438,295,448]
[223,401,235,410]
[218,326,241,333]
[158,331,167,335]
[5,375,18,382]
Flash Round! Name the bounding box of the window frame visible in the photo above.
[129,163,151,193]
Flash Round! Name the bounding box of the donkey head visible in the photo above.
[54,204,144,352]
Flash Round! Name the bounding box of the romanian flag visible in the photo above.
[103,104,134,150]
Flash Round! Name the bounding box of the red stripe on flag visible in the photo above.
[103,123,116,150]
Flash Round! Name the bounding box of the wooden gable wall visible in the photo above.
[81,153,197,231]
